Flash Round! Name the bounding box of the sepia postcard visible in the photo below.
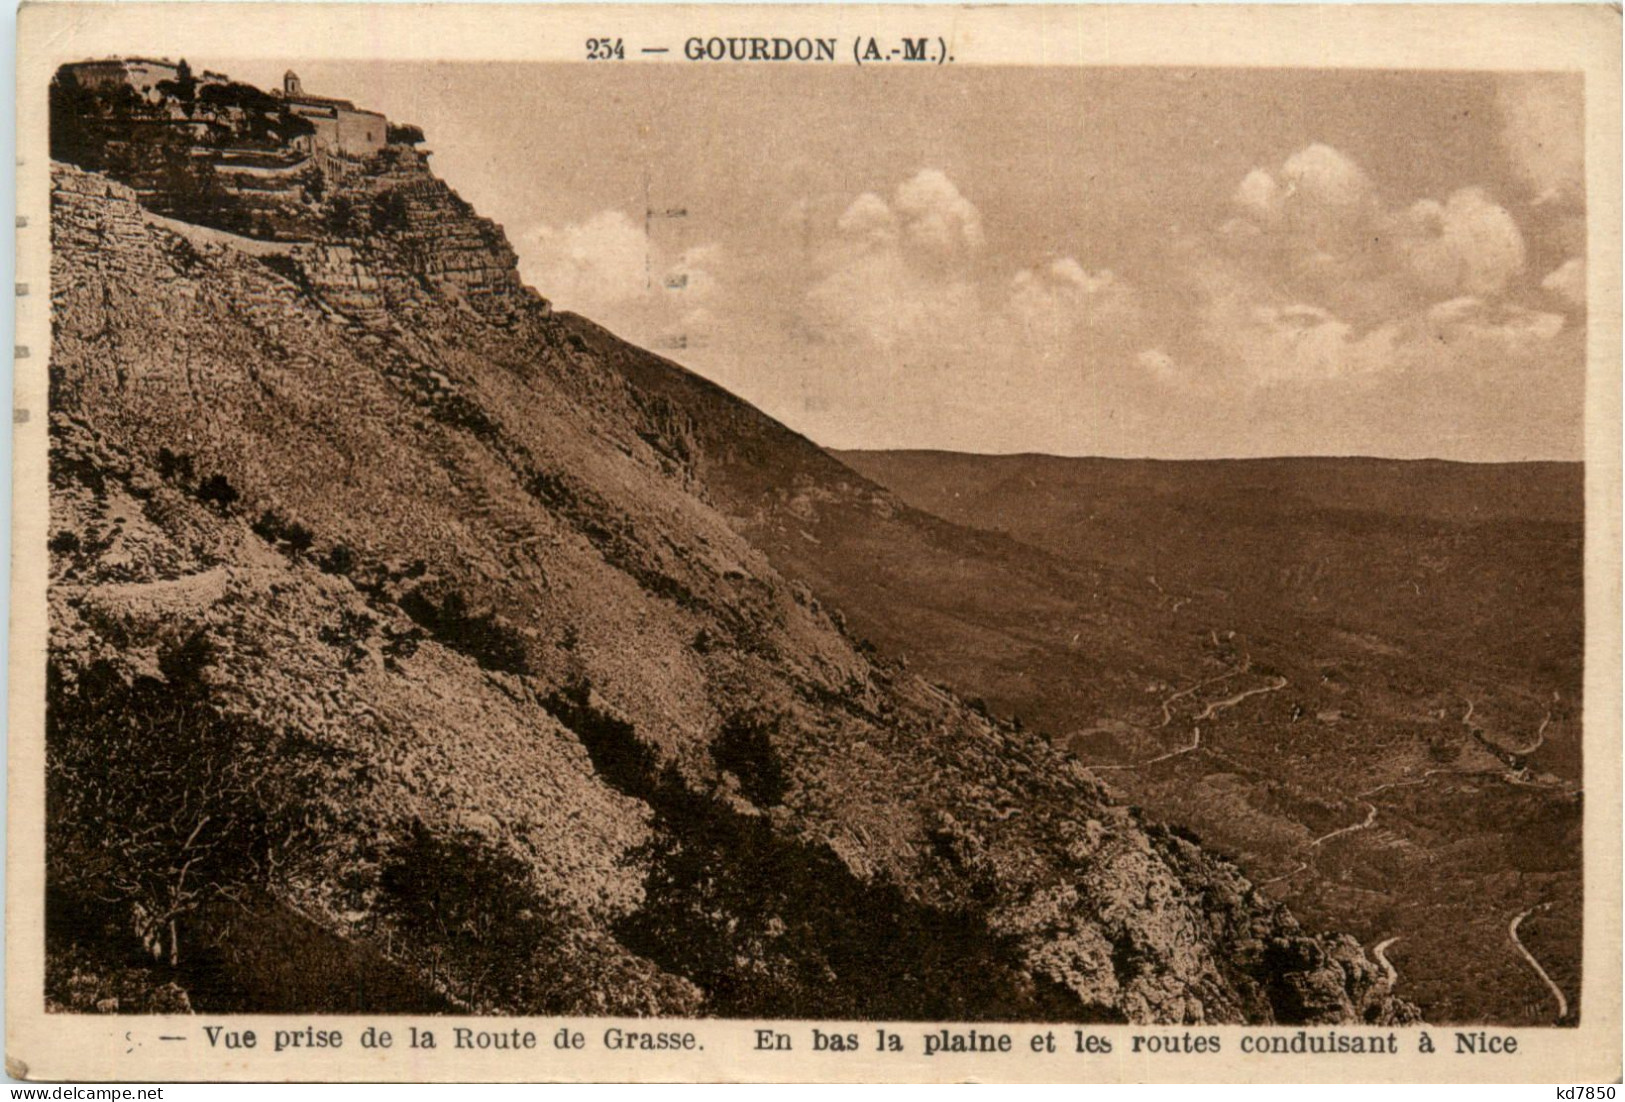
[8,1,1622,1084]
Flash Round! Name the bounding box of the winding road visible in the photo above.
[1359,776,1431,799]
[1092,726,1201,772]
[1510,904,1569,1021]
[1101,664,1285,773]
[1260,783,1409,888]
[1261,758,1576,898]
[1258,860,1308,886]
[1464,693,1559,760]
[1158,666,1245,727]
[1309,800,1377,848]
[1194,676,1289,721]
[1142,726,1200,766]
[1511,711,1553,757]
[1371,936,1401,986]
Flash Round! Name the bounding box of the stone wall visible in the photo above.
[334,107,387,157]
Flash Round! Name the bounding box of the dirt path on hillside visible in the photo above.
[1258,860,1308,886]
[1511,706,1554,757]
[1140,726,1200,766]
[1309,801,1377,848]
[1359,776,1432,799]
[1158,665,1245,727]
[1372,936,1401,986]
[1194,676,1288,721]
[1510,905,1569,1021]
[1459,695,1577,793]
[1103,666,1285,773]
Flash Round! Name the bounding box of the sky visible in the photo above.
[226,61,1587,461]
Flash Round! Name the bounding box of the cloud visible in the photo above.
[1395,187,1526,298]
[1195,261,1400,386]
[1234,144,1377,243]
[1234,169,1280,220]
[1207,140,1584,413]
[521,210,725,347]
[1007,259,1142,353]
[798,169,1149,379]
[1424,296,1565,347]
[801,170,988,352]
[1202,286,1566,390]
[1223,146,1530,308]
[893,168,985,255]
[1497,74,1584,205]
[789,150,1578,435]
[522,210,652,316]
[1183,141,1577,391]
[1280,143,1375,212]
[801,246,979,353]
[1216,144,1403,327]
[834,192,899,248]
[1542,257,1586,308]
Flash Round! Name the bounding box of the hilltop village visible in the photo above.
[50,58,543,320]
[60,59,391,156]
[50,59,436,242]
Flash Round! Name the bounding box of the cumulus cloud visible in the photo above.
[1223,146,1531,307]
[798,169,1147,376]
[802,246,978,352]
[1204,285,1565,389]
[1216,144,1403,328]
[1395,187,1526,298]
[1195,262,1399,386]
[1234,168,1280,220]
[522,210,726,348]
[1007,259,1142,353]
[1280,143,1375,212]
[801,170,988,352]
[893,168,985,255]
[1424,296,1565,347]
[1186,141,1574,390]
[1542,257,1586,307]
[523,210,650,315]
[1234,143,1377,245]
[834,192,900,248]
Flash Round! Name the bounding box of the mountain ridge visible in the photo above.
[44,61,1415,1025]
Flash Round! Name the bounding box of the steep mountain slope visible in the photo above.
[47,147,1413,1025]
[567,324,1581,1025]
[542,303,1571,1023]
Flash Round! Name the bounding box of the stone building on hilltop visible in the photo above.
[58,59,391,159]
[60,57,188,102]
[277,70,387,158]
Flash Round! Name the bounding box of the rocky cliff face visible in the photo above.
[284,148,542,324]
[46,101,1415,1024]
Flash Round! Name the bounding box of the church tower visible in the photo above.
[284,70,302,97]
